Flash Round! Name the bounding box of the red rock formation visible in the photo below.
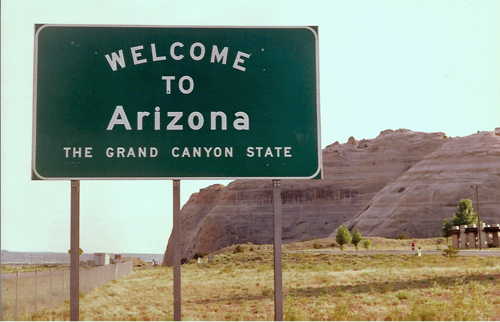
[337,131,500,238]
[164,129,449,265]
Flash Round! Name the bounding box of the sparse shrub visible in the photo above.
[313,241,323,249]
[395,289,411,301]
[261,287,273,297]
[336,224,352,250]
[442,245,460,259]
[219,266,234,274]
[327,299,355,320]
[233,245,244,254]
[285,298,306,321]
[363,239,372,251]
[351,229,362,250]
[448,277,493,320]
[395,233,410,240]
[409,305,439,321]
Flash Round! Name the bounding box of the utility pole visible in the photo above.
[471,185,481,250]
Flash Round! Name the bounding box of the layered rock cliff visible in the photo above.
[164,128,455,265]
[334,130,500,238]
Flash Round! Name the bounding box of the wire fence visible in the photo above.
[1,261,133,320]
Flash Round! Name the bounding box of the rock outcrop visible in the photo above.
[164,129,454,265]
[334,130,500,238]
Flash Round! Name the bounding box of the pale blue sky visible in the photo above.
[2,0,499,253]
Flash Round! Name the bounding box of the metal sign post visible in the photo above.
[70,180,80,321]
[273,179,283,321]
[173,180,181,320]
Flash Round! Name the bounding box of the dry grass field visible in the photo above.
[17,238,500,321]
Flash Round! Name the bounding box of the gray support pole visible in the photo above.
[173,180,181,321]
[272,179,283,321]
[35,269,38,313]
[62,269,64,304]
[50,269,53,308]
[16,270,19,321]
[70,180,80,321]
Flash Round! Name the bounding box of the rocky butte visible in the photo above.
[164,128,500,265]
[335,129,500,238]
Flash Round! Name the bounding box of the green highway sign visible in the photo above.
[32,25,321,179]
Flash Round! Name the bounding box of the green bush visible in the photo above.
[395,233,409,240]
[351,229,362,250]
[313,241,323,249]
[233,245,244,254]
[336,224,352,251]
[363,239,372,251]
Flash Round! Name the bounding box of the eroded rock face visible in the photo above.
[335,131,500,238]
[164,129,449,265]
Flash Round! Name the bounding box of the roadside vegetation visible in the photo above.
[441,198,478,237]
[18,237,499,321]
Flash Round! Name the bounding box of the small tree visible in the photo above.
[442,245,460,259]
[336,224,352,251]
[351,229,362,250]
[452,199,478,226]
[363,239,372,251]
[441,218,452,238]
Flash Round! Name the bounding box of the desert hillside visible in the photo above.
[164,128,500,265]
[336,130,500,238]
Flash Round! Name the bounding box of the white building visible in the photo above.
[94,253,110,266]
